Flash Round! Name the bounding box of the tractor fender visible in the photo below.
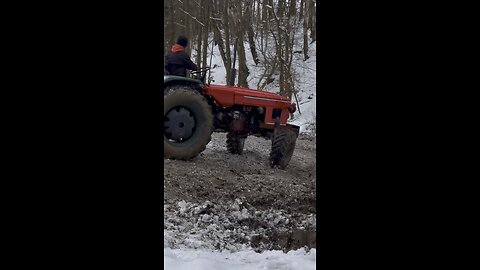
[163,75,204,92]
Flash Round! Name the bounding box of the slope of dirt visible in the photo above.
[164,132,316,252]
[164,133,316,214]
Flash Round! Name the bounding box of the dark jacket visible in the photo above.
[165,44,198,77]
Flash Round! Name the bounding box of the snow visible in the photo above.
[164,191,317,269]
[164,247,316,270]
[164,198,316,252]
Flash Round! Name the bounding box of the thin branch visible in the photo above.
[192,0,202,8]
[174,22,186,28]
[179,8,205,27]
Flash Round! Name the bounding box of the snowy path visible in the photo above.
[164,248,316,270]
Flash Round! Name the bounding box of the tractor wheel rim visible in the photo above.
[164,106,196,142]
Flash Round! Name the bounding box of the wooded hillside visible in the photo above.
[163,0,316,99]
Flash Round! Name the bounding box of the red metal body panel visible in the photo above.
[203,85,236,107]
[203,84,291,125]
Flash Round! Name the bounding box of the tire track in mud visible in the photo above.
[164,132,316,214]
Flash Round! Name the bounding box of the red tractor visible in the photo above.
[164,67,299,169]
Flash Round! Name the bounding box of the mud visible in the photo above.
[164,132,316,252]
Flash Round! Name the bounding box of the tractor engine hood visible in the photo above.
[204,85,293,109]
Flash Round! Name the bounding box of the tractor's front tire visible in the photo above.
[269,126,297,169]
[164,85,213,160]
[226,132,245,155]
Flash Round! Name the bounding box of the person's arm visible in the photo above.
[164,54,170,68]
[164,55,169,74]
[183,54,198,71]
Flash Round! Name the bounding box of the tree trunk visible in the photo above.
[299,0,304,20]
[308,0,316,42]
[224,1,233,84]
[184,0,192,56]
[244,0,259,65]
[233,1,249,87]
[202,0,210,69]
[168,0,176,49]
[303,0,309,61]
[288,0,296,20]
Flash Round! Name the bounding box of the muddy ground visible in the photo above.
[164,132,316,252]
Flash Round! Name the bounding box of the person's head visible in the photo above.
[176,36,188,48]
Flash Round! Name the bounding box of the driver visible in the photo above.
[165,36,198,77]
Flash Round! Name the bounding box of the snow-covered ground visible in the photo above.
[164,247,316,270]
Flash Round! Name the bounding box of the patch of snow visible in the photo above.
[164,198,316,252]
[164,247,316,270]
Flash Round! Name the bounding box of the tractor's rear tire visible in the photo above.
[226,132,245,155]
[164,85,213,160]
[269,126,297,169]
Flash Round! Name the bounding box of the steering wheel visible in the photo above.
[190,67,211,83]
